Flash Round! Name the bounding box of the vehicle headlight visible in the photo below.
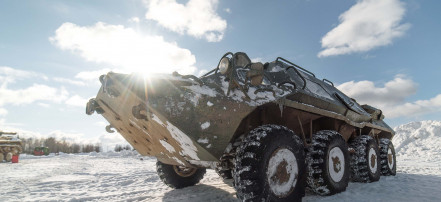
[218,57,230,74]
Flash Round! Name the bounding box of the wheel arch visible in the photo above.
[229,103,359,145]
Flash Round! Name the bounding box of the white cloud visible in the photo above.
[338,75,417,107]
[145,0,227,42]
[38,103,50,108]
[0,66,69,111]
[53,77,86,86]
[48,130,88,143]
[251,57,263,63]
[129,17,140,23]
[98,133,128,151]
[337,75,441,118]
[318,0,410,57]
[50,22,197,75]
[75,68,111,85]
[197,69,208,77]
[224,8,231,14]
[0,122,43,139]
[94,121,108,127]
[0,66,48,86]
[385,94,441,118]
[0,84,68,106]
[65,95,89,107]
[0,66,37,78]
[0,108,7,116]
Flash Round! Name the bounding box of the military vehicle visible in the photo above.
[86,52,396,201]
[34,146,50,156]
[0,131,22,162]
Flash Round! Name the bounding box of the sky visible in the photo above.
[0,0,440,149]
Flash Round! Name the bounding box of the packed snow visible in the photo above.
[1,121,441,201]
[165,120,200,161]
[200,122,210,130]
[207,101,214,107]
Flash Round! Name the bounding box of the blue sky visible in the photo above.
[1,0,440,148]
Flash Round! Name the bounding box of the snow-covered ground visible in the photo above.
[2,121,441,201]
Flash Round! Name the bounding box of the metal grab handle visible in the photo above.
[254,88,276,97]
[200,69,216,78]
[286,66,307,90]
[278,81,297,90]
[323,79,334,87]
[106,125,115,133]
[276,57,315,77]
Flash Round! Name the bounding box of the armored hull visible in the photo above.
[0,132,22,162]
[87,52,396,200]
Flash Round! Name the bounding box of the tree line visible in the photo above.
[113,144,133,152]
[21,137,101,154]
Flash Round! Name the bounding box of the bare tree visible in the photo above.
[94,143,101,153]
[19,136,103,154]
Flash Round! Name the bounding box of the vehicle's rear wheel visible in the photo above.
[349,135,381,182]
[156,161,206,189]
[0,153,4,162]
[233,125,305,202]
[307,130,350,195]
[379,138,397,176]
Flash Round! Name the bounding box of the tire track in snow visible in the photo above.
[1,152,441,201]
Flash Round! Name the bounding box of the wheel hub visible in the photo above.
[266,148,298,198]
[332,156,341,173]
[173,165,197,177]
[387,148,394,169]
[328,147,345,183]
[272,160,290,184]
[368,147,378,174]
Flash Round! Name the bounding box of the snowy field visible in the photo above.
[2,121,441,202]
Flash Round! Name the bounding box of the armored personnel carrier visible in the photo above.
[0,131,22,162]
[87,52,396,201]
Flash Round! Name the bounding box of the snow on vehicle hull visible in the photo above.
[90,72,265,167]
[87,52,395,169]
[0,131,22,162]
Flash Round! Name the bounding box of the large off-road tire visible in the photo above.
[233,125,305,202]
[307,130,350,195]
[0,153,4,162]
[5,152,13,162]
[156,161,206,189]
[349,135,381,182]
[379,138,397,176]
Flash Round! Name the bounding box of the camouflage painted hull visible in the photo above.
[88,53,394,168]
[91,72,264,167]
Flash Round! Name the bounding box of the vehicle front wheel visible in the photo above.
[5,152,13,162]
[307,130,350,195]
[156,161,206,189]
[233,125,306,202]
